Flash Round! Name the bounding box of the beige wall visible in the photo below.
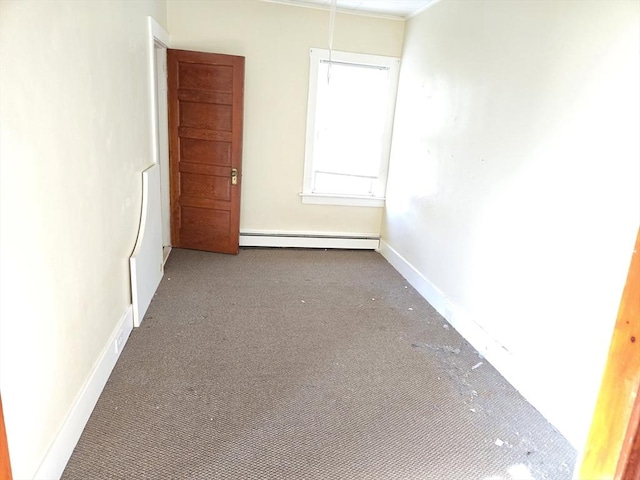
[167,0,404,236]
[383,0,640,447]
[5,0,635,475]
[0,1,167,477]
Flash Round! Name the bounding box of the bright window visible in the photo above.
[302,49,400,207]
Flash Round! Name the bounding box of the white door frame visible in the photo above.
[147,17,171,257]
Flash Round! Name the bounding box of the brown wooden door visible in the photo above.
[167,49,244,254]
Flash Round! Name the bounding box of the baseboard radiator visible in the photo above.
[239,231,380,250]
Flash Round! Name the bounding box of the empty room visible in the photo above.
[1,0,638,479]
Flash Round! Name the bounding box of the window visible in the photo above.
[302,48,400,207]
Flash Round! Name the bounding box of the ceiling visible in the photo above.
[264,0,436,19]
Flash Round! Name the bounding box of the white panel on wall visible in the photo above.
[130,163,164,327]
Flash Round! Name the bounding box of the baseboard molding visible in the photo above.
[377,240,579,447]
[162,246,172,265]
[240,230,380,250]
[377,240,453,319]
[34,306,134,480]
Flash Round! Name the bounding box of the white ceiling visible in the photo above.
[264,0,436,19]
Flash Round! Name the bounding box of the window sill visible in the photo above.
[300,193,385,208]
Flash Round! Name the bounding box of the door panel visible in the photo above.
[168,49,244,254]
[180,103,232,131]
[178,63,234,91]
[180,172,231,201]
[180,139,231,166]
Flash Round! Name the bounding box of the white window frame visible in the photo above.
[301,48,400,208]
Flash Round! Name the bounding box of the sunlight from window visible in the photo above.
[313,61,390,195]
[302,48,400,206]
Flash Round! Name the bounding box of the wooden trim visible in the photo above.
[619,382,640,480]
[167,48,180,248]
[580,227,640,479]
[0,395,13,480]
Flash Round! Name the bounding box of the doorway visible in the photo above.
[148,17,171,261]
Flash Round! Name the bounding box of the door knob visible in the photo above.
[231,168,238,185]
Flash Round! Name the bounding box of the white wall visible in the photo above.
[382,0,639,448]
[0,1,166,477]
[167,0,404,236]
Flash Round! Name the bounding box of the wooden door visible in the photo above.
[167,49,244,254]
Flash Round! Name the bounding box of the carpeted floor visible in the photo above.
[62,248,576,480]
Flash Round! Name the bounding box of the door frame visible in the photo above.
[578,227,640,478]
[147,17,171,260]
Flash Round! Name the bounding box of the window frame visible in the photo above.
[301,48,401,208]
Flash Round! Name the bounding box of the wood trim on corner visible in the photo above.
[0,395,13,480]
[619,381,640,480]
[580,227,640,479]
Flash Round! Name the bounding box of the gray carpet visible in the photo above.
[62,248,576,479]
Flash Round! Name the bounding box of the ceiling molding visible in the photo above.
[261,0,435,20]
[406,0,441,19]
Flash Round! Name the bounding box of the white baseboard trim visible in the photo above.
[377,240,453,319]
[377,240,578,447]
[378,239,519,375]
[162,246,172,265]
[240,230,379,250]
[34,305,134,480]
